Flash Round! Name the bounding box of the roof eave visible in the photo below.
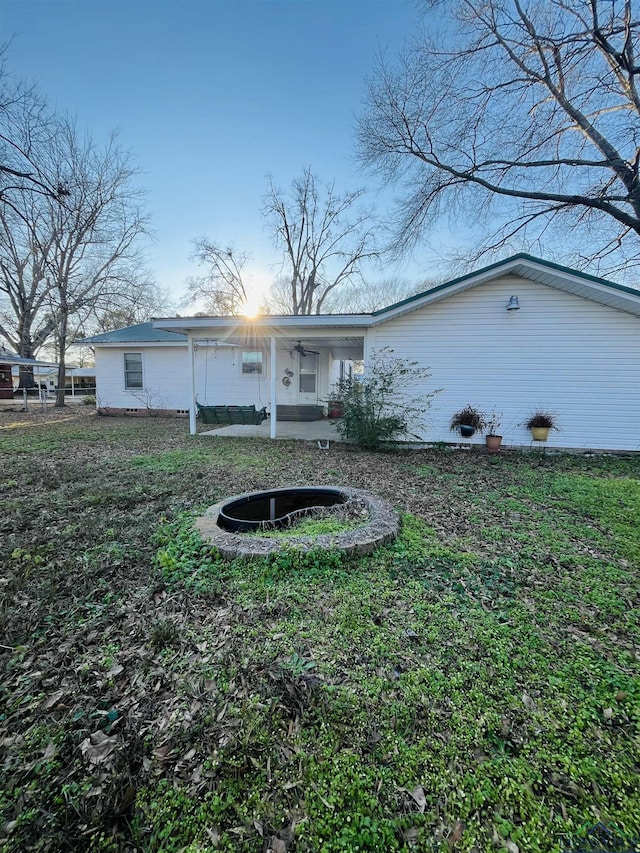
[153,314,374,334]
[370,254,640,322]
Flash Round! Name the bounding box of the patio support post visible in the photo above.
[188,335,197,436]
[270,336,277,439]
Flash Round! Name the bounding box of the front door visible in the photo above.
[297,352,318,404]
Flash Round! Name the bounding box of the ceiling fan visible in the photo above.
[293,341,319,357]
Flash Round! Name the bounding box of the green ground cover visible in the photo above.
[0,408,638,852]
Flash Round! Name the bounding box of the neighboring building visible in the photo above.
[80,256,640,451]
[0,348,58,398]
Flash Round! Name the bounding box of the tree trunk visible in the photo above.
[55,359,66,407]
[18,365,35,390]
[55,313,67,408]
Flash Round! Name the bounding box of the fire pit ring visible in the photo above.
[218,486,350,533]
[195,486,399,559]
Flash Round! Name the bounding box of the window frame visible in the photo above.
[123,351,144,390]
[239,349,266,376]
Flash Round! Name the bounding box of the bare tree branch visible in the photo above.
[358,0,640,270]
[263,168,379,314]
[0,48,70,218]
[184,239,250,315]
[0,117,151,401]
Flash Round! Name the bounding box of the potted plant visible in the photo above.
[525,410,557,441]
[326,385,344,418]
[450,405,485,438]
[485,410,503,451]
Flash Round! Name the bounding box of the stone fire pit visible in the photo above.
[195,486,399,560]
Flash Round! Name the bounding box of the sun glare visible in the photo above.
[240,267,271,318]
[241,297,261,318]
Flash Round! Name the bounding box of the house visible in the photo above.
[11,365,98,396]
[78,323,190,415]
[81,255,640,451]
[0,348,58,399]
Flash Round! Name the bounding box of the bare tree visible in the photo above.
[264,168,379,314]
[0,49,69,219]
[0,202,52,366]
[184,239,250,315]
[358,0,640,273]
[258,275,293,315]
[323,276,432,313]
[0,119,150,405]
[89,282,174,333]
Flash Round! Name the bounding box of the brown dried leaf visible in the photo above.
[43,690,65,709]
[448,819,465,849]
[154,742,171,761]
[79,731,118,766]
[404,826,419,846]
[410,785,427,812]
[42,740,57,761]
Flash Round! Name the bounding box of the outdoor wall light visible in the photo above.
[506,295,520,311]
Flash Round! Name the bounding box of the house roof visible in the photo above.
[371,253,640,320]
[0,348,58,367]
[153,315,373,334]
[149,255,640,337]
[67,367,97,377]
[77,322,187,344]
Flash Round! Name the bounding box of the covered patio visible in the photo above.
[152,315,368,438]
[200,417,343,441]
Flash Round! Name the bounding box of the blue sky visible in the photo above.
[4,0,450,307]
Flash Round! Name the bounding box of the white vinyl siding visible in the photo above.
[194,345,269,407]
[368,275,640,451]
[95,345,188,409]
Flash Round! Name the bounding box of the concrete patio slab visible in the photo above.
[200,418,343,441]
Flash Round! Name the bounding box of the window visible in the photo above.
[241,351,263,375]
[299,352,318,394]
[124,352,143,389]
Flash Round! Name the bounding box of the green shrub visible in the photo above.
[333,347,440,450]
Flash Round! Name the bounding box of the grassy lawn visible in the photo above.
[1,408,639,852]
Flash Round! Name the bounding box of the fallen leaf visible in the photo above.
[43,690,65,709]
[79,731,118,766]
[154,742,171,761]
[42,740,57,761]
[404,826,419,846]
[205,825,220,846]
[448,819,465,848]
[410,785,427,813]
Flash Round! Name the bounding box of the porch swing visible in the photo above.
[195,339,268,425]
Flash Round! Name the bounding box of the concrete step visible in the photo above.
[276,404,325,421]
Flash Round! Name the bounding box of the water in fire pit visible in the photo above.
[218,487,347,533]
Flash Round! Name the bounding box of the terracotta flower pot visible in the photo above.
[531,427,550,441]
[486,434,503,451]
